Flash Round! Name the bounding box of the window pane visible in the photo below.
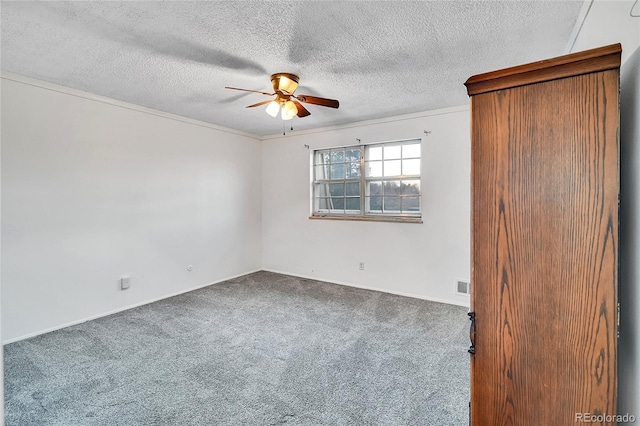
[346,182,360,196]
[317,198,330,210]
[384,160,401,176]
[315,183,330,197]
[402,143,420,158]
[314,140,420,218]
[384,145,401,159]
[329,197,344,210]
[346,162,361,178]
[315,164,329,180]
[402,159,420,175]
[330,164,345,179]
[331,150,344,163]
[345,197,360,210]
[366,161,382,177]
[367,146,382,161]
[366,197,382,212]
[330,182,344,196]
[401,179,420,195]
[383,197,401,212]
[402,196,420,212]
[315,151,330,165]
[367,181,382,196]
[346,149,361,162]
[384,180,401,196]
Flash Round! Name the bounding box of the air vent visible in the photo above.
[456,280,471,295]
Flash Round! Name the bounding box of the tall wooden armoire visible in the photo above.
[465,44,621,425]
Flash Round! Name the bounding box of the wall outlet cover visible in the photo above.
[121,277,131,290]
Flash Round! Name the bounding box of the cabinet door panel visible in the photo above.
[470,70,619,425]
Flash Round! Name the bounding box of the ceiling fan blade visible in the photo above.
[295,94,339,109]
[225,86,274,96]
[292,100,311,117]
[246,99,275,108]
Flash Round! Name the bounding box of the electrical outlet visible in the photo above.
[359,262,365,271]
[120,277,131,290]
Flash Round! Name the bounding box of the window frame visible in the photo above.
[311,138,422,222]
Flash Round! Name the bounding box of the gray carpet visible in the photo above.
[4,271,470,425]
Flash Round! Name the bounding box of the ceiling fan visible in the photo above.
[225,73,339,120]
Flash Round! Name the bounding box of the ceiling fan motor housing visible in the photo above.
[271,73,300,95]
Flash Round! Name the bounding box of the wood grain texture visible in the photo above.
[470,68,619,425]
[465,43,621,96]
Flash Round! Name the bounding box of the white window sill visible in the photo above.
[309,215,423,224]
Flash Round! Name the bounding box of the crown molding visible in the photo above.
[1,71,262,140]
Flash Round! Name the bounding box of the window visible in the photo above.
[312,139,421,221]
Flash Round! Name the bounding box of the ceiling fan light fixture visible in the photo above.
[281,100,298,120]
[271,73,299,95]
[227,74,338,122]
[265,100,280,117]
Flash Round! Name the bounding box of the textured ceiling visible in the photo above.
[1,1,585,137]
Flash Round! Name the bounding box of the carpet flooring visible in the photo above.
[4,271,470,425]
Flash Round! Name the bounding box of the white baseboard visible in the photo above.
[261,268,471,308]
[4,267,469,345]
[3,269,261,345]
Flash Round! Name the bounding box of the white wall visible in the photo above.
[570,0,640,417]
[620,46,640,426]
[0,74,4,423]
[570,0,639,63]
[261,107,471,306]
[1,74,263,343]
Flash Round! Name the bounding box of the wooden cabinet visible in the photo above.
[465,44,621,425]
